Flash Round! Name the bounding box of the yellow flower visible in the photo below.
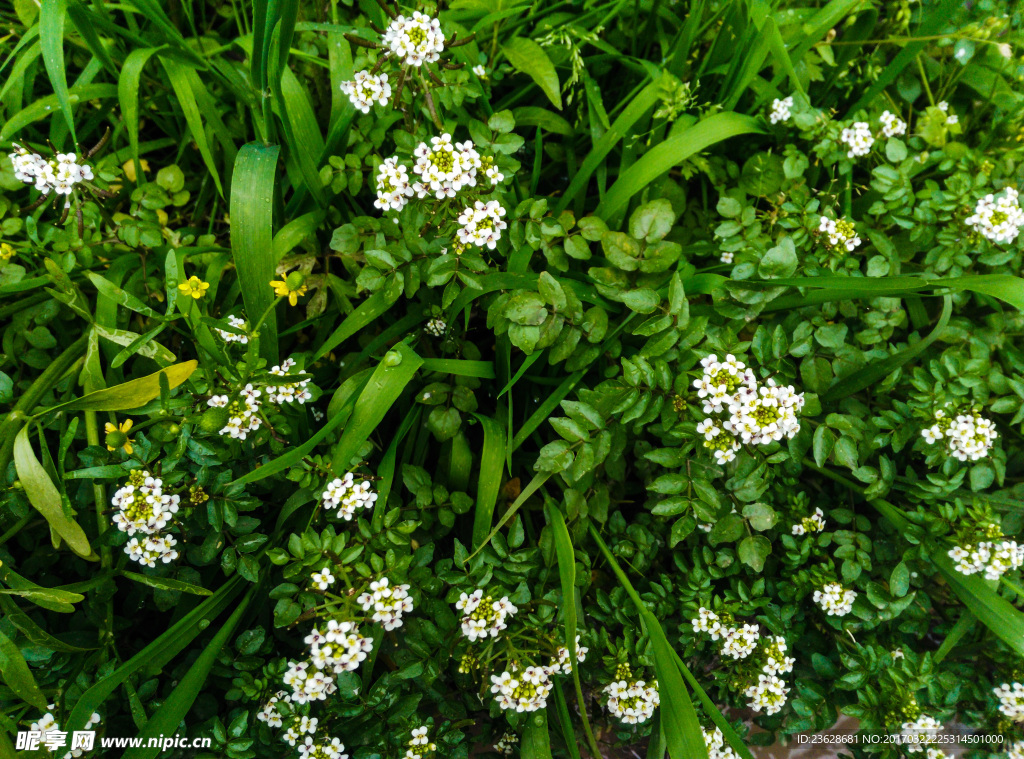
[178,276,210,299]
[104,419,135,455]
[0,243,13,261]
[270,279,308,306]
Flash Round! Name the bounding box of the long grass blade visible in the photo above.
[472,414,506,549]
[39,0,76,145]
[231,143,281,364]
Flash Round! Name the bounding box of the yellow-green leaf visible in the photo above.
[13,426,92,557]
[51,360,197,413]
[0,627,47,710]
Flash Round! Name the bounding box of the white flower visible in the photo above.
[792,507,826,535]
[383,11,445,66]
[374,156,415,213]
[965,187,1024,244]
[813,582,856,616]
[215,315,249,343]
[472,65,487,77]
[297,737,347,759]
[455,589,518,641]
[744,673,790,715]
[603,669,659,724]
[879,110,907,137]
[357,577,414,630]
[719,250,734,264]
[769,96,793,125]
[1007,740,1024,759]
[320,473,378,520]
[340,70,392,113]
[921,407,998,460]
[702,726,739,759]
[311,569,336,590]
[818,214,861,252]
[891,648,904,659]
[495,733,518,755]
[839,121,874,158]
[491,664,552,713]
[720,624,760,659]
[8,144,94,207]
[411,134,482,199]
[901,715,943,753]
[424,318,446,337]
[994,681,1024,722]
[456,200,507,250]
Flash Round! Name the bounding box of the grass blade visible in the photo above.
[422,359,496,379]
[520,708,554,759]
[550,681,582,759]
[546,501,602,759]
[330,343,424,472]
[121,588,255,759]
[502,37,561,109]
[39,0,75,145]
[231,143,281,364]
[469,472,551,560]
[594,112,764,219]
[161,58,224,197]
[589,525,707,759]
[313,290,399,361]
[49,359,197,413]
[472,414,507,549]
[554,74,667,215]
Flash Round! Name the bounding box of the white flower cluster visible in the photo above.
[357,577,414,630]
[900,715,943,753]
[30,708,102,759]
[216,315,249,344]
[813,582,857,617]
[491,665,553,713]
[965,187,1024,244]
[792,507,826,536]
[383,11,445,67]
[994,681,1024,722]
[256,691,287,727]
[702,726,738,759]
[495,733,518,756]
[603,665,660,724]
[9,145,94,206]
[456,199,508,250]
[374,157,415,213]
[424,317,446,337]
[1006,740,1024,759]
[297,737,347,759]
[938,101,958,125]
[744,673,791,716]
[693,354,805,465]
[283,619,374,704]
[839,121,874,158]
[879,110,906,137]
[209,383,263,440]
[320,473,378,520]
[818,215,862,252]
[921,407,998,461]
[949,540,1023,581]
[111,470,181,567]
[265,358,313,405]
[691,609,793,715]
[547,636,589,674]
[455,589,518,641]
[404,725,436,759]
[340,70,392,113]
[769,96,793,125]
[283,716,319,747]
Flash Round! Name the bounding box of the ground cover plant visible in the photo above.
[2,0,1024,758]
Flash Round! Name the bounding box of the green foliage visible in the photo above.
[2,0,1024,758]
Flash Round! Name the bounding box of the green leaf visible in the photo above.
[0,596,96,652]
[14,426,92,558]
[472,414,506,549]
[821,296,952,402]
[118,47,165,184]
[502,37,561,109]
[160,58,224,196]
[314,290,398,361]
[231,143,281,364]
[421,359,496,379]
[0,627,47,710]
[758,238,798,279]
[738,535,771,571]
[50,360,197,413]
[594,112,764,219]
